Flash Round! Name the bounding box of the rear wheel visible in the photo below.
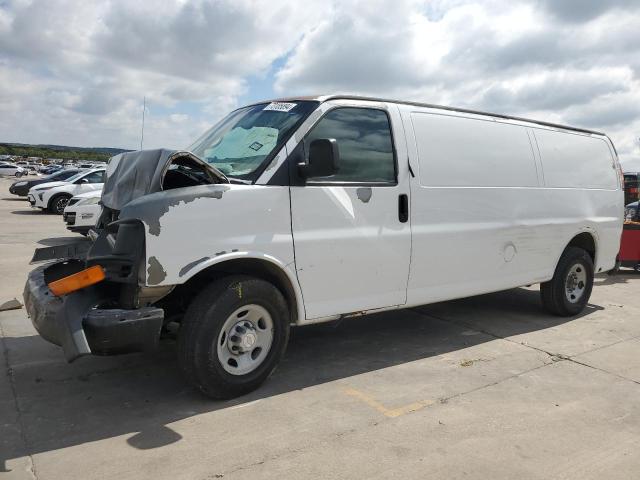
[541,247,594,316]
[177,275,290,399]
[48,194,71,215]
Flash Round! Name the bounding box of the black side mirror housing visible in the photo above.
[298,138,338,179]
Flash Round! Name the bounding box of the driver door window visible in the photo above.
[304,107,396,184]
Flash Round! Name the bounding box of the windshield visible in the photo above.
[46,169,75,181]
[189,101,318,181]
[65,171,86,183]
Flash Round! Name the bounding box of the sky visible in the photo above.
[0,0,639,168]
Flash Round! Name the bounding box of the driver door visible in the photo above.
[289,101,411,320]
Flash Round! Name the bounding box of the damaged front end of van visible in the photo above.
[22,149,229,361]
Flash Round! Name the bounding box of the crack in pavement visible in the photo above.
[0,319,38,480]
[410,308,640,387]
[219,310,640,477]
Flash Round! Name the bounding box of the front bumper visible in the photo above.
[10,184,29,196]
[23,263,164,361]
[63,212,76,225]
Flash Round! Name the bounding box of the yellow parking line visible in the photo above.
[343,387,435,418]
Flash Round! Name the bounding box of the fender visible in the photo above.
[549,227,599,277]
[176,250,307,325]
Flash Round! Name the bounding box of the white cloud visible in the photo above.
[275,0,640,160]
[0,0,327,149]
[0,0,639,162]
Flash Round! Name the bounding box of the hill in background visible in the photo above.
[0,142,132,162]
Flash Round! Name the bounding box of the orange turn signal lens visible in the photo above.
[48,265,106,297]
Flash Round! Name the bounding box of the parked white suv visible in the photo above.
[0,162,26,177]
[28,168,105,214]
[23,96,624,399]
[63,191,102,235]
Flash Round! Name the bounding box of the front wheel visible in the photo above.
[48,194,71,214]
[177,275,290,399]
[541,247,594,316]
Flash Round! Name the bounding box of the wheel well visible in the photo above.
[166,258,299,324]
[566,232,596,262]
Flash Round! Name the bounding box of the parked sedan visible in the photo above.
[28,168,105,214]
[9,168,82,197]
[39,165,64,175]
[63,191,102,235]
[0,162,26,177]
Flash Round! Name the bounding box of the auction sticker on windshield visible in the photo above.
[263,102,297,112]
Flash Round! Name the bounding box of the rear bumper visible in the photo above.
[23,263,164,361]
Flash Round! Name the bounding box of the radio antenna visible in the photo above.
[140,96,146,150]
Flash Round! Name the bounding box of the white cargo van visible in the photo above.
[24,96,624,399]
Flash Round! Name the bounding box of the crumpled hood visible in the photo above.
[101,149,177,210]
[101,149,228,211]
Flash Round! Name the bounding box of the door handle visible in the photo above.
[398,194,409,223]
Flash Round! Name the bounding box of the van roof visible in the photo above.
[254,94,605,136]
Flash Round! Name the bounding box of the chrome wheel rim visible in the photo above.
[216,304,274,375]
[55,197,69,214]
[565,263,587,303]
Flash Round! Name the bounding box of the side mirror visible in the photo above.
[78,178,89,184]
[298,138,338,179]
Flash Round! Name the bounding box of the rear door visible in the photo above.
[289,100,411,320]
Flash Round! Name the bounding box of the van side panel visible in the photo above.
[403,107,622,307]
[413,113,539,187]
[534,129,618,189]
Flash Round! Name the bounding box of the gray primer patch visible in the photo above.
[147,256,167,285]
[119,185,230,236]
[356,187,372,203]
[179,256,210,277]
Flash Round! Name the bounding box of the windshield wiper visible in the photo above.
[227,178,252,184]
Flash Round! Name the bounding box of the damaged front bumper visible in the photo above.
[23,227,165,362]
[23,264,164,361]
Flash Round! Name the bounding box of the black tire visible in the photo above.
[177,275,290,399]
[48,194,71,214]
[540,246,594,316]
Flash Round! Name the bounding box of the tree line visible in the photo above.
[0,144,110,162]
